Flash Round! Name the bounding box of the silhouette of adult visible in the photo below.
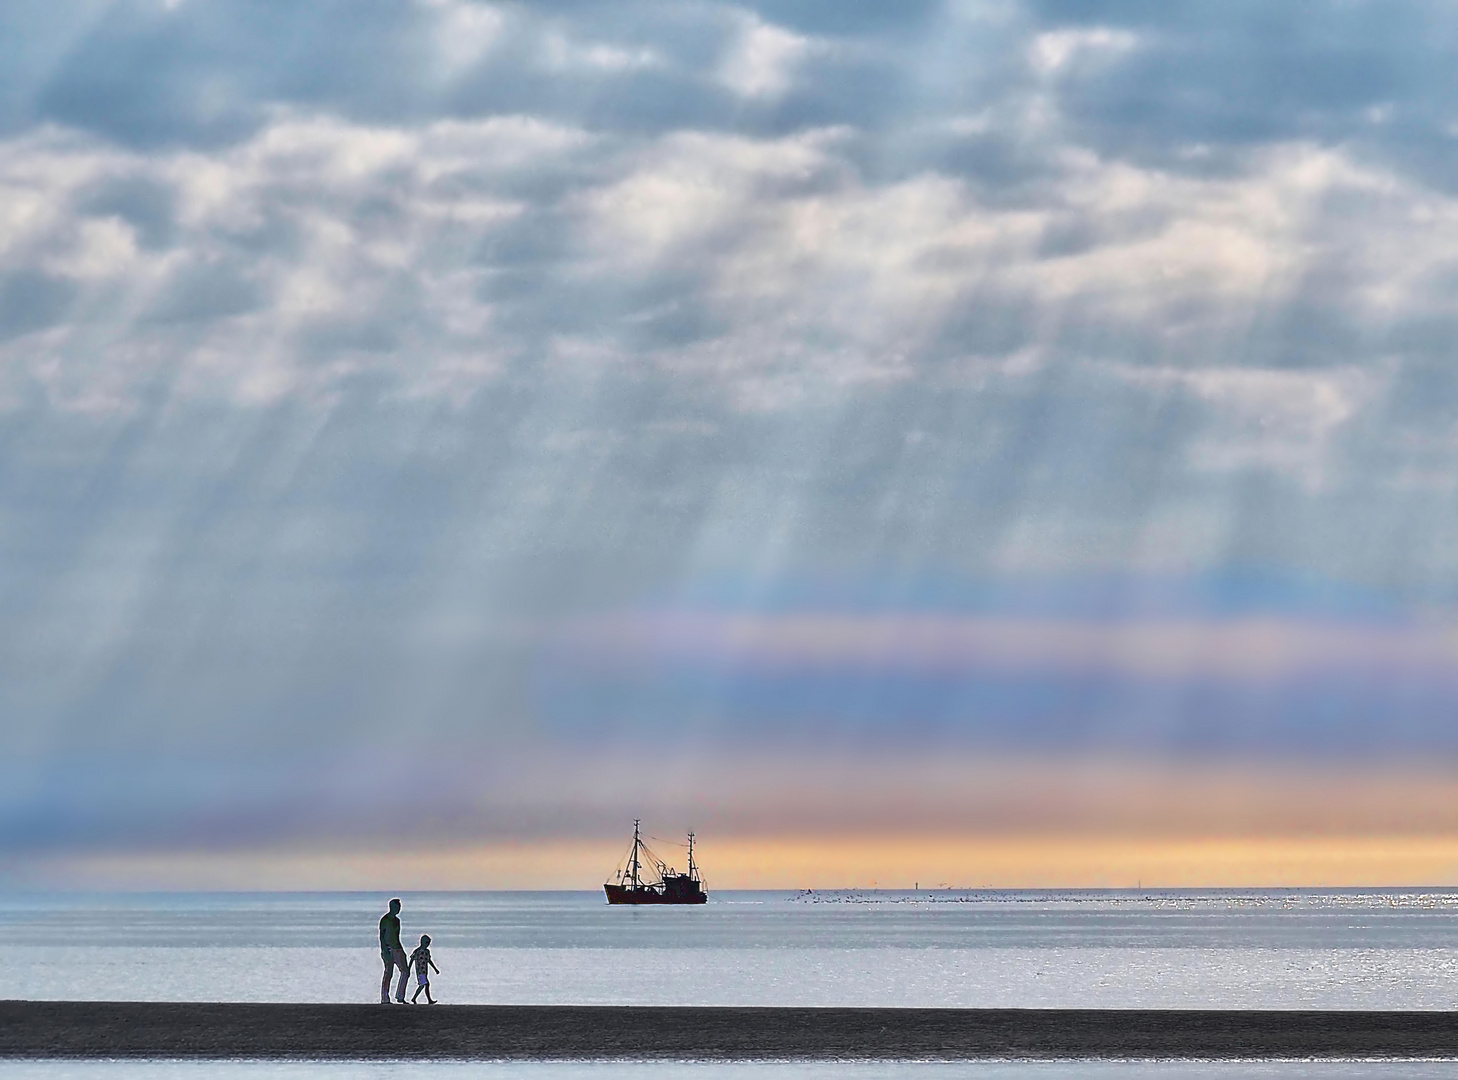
[379,898,409,1004]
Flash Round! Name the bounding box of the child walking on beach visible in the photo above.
[409,934,440,1004]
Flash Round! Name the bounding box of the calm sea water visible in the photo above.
[7,889,1458,1077]
[6,889,1458,1008]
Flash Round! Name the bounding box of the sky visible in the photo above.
[6,0,1458,888]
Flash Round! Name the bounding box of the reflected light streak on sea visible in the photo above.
[4,890,1458,1009]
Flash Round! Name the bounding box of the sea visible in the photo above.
[6,888,1458,1079]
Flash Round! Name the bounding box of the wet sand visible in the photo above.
[4,1002,1458,1059]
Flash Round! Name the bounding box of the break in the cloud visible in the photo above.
[7,0,1458,867]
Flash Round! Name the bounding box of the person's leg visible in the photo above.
[394,949,410,1001]
[425,982,435,1005]
[381,954,393,1004]
[411,981,422,1003]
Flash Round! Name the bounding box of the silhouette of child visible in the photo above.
[409,934,440,1004]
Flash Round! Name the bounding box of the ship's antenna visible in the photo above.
[630,819,642,890]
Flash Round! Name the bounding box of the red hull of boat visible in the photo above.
[604,883,707,905]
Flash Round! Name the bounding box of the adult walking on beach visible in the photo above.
[379,898,409,1004]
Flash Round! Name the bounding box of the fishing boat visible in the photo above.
[604,820,707,904]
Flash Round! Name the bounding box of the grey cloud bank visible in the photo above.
[4,0,1458,852]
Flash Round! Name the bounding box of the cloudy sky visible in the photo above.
[7,0,1458,887]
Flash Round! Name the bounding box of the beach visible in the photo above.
[6,1001,1458,1060]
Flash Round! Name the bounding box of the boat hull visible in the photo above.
[604,883,707,905]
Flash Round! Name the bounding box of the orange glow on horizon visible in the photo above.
[22,833,1458,891]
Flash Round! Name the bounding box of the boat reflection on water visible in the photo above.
[604,820,708,904]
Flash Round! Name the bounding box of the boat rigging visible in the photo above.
[604,820,707,905]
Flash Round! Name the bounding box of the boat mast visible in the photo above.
[629,819,642,890]
[687,831,697,881]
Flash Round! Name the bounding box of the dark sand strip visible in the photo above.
[5,1002,1458,1060]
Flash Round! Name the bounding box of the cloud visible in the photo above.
[556,610,1458,683]
[0,113,592,409]
[1105,363,1382,487]
[1029,27,1138,77]
[421,0,506,79]
[7,106,1446,437]
[536,597,1458,756]
[11,0,1458,858]
[717,13,816,99]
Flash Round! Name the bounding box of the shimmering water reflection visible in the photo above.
[5,890,1458,1007]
